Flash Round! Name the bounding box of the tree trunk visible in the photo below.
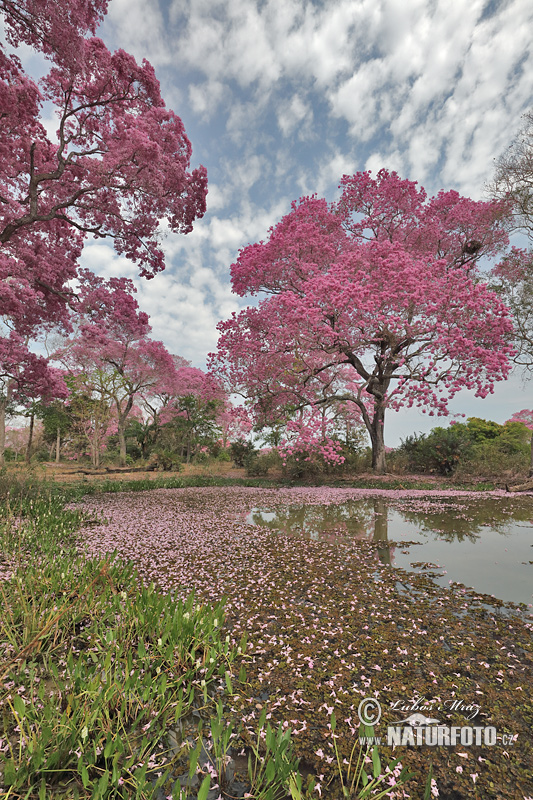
[116,396,133,468]
[118,417,127,467]
[369,404,387,474]
[529,431,533,478]
[0,400,5,467]
[25,409,35,464]
[92,425,100,468]
[56,425,61,463]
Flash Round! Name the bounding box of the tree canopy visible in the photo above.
[0,0,207,456]
[212,170,515,472]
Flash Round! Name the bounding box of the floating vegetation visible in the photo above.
[68,486,533,800]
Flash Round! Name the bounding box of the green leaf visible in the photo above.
[423,764,434,800]
[12,694,25,717]
[188,740,200,778]
[258,706,267,730]
[289,772,303,800]
[98,770,109,794]
[372,746,381,779]
[197,774,211,800]
[225,670,233,694]
[104,735,115,759]
[4,759,16,786]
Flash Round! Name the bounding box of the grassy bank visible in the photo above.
[0,493,227,798]
[0,461,504,503]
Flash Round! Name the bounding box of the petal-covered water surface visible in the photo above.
[74,487,533,800]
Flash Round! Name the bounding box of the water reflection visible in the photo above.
[246,497,533,607]
[373,499,392,567]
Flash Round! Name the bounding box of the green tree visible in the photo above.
[39,399,73,462]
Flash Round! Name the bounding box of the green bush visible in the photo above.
[150,449,182,471]
[398,417,531,477]
[244,450,279,476]
[230,439,256,467]
[398,425,472,475]
[337,445,373,474]
[458,437,529,478]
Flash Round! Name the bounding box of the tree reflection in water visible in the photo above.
[246,495,533,605]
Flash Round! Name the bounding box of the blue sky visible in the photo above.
[75,0,533,445]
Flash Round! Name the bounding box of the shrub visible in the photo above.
[398,426,472,475]
[244,450,279,476]
[457,437,529,478]
[230,439,256,467]
[147,450,182,471]
[398,417,532,477]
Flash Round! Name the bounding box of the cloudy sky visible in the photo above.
[82,0,533,444]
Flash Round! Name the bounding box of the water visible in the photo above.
[246,497,533,607]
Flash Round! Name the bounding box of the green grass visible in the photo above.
[0,494,242,798]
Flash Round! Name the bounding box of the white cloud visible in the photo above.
[131,269,243,366]
[277,94,313,138]
[103,0,171,66]
[315,152,358,198]
[80,244,138,280]
[189,80,227,117]
[205,183,228,213]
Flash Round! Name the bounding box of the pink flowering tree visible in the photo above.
[216,404,253,451]
[278,409,346,470]
[0,0,207,414]
[0,339,66,464]
[56,281,176,466]
[141,363,227,463]
[60,334,175,467]
[212,171,515,473]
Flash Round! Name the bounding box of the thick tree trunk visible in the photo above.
[369,404,387,474]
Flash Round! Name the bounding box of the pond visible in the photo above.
[246,495,533,608]
[74,486,533,799]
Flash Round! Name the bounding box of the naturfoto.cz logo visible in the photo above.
[357,697,517,748]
